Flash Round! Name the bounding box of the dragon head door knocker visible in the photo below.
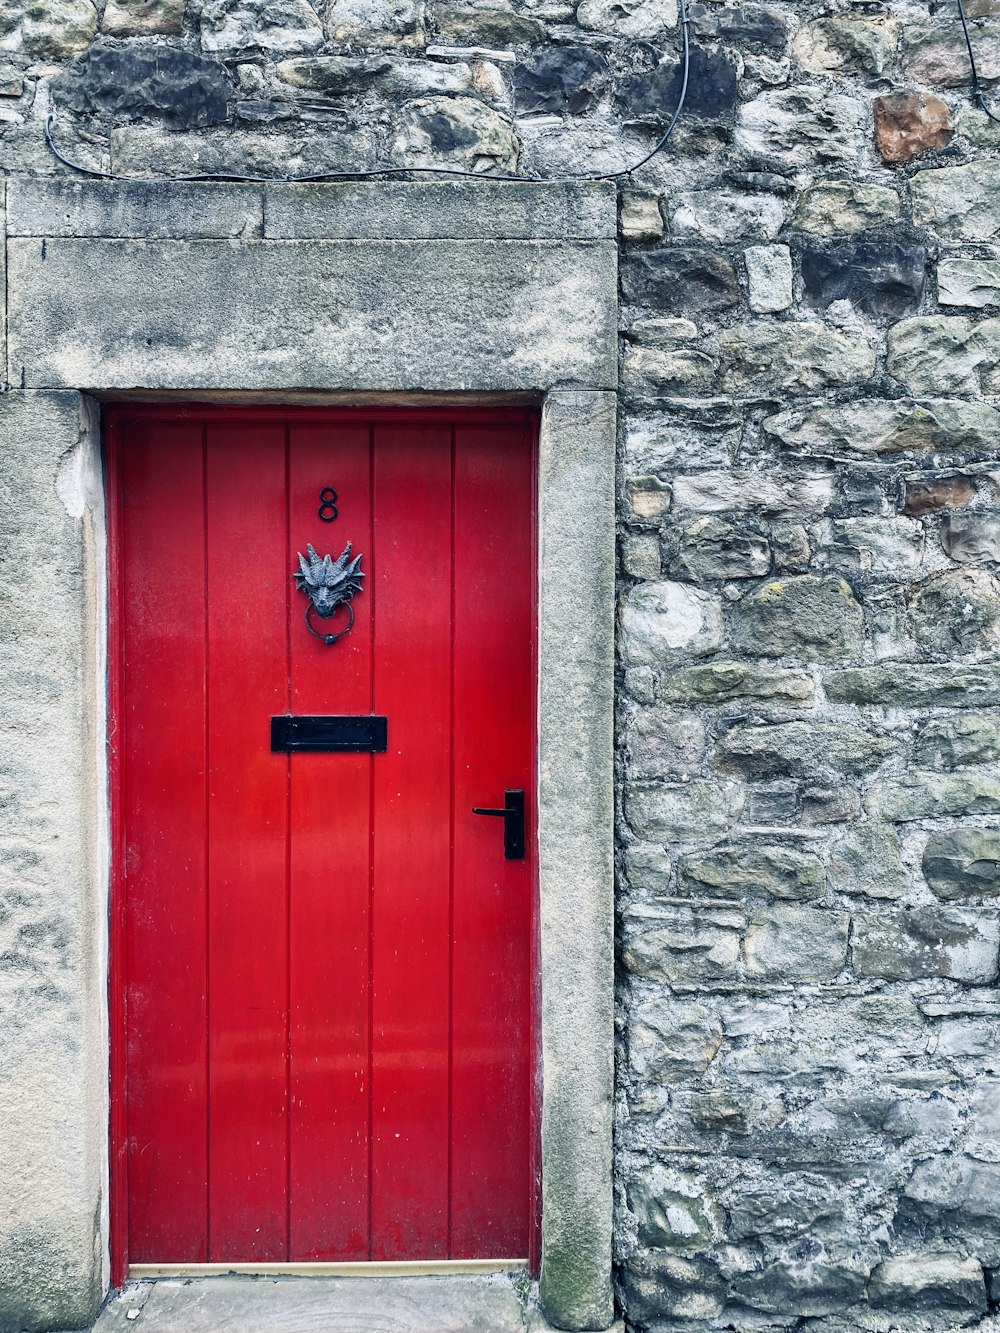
[293,542,364,645]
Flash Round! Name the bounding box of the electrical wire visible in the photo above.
[957,0,1000,123]
[44,0,689,184]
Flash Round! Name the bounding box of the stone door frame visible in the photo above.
[0,177,618,1331]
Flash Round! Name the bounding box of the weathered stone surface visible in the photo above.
[624,46,739,123]
[52,40,232,127]
[8,235,616,391]
[276,53,484,97]
[745,243,792,314]
[822,517,924,574]
[717,721,896,779]
[905,21,1000,86]
[621,1253,725,1325]
[829,821,909,899]
[909,569,1000,659]
[801,241,925,317]
[110,123,375,175]
[621,531,661,581]
[325,0,425,48]
[765,398,1000,457]
[688,3,787,50]
[912,161,1000,240]
[924,829,1000,900]
[801,785,860,825]
[938,258,1000,310]
[671,191,786,244]
[576,0,676,37]
[628,1169,723,1252]
[731,575,864,663]
[868,770,1000,821]
[624,840,671,895]
[672,471,834,514]
[513,45,607,115]
[904,474,978,517]
[745,906,849,981]
[793,15,899,77]
[628,474,671,518]
[624,903,745,980]
[434,5,544,45]
[620,249,741,316]
[719,323,875,394]
[661,662,814,707]
[392,96,518,171]
[677,844,825,901]
[200,0,322,52]
[888,315,1000,396]
[102,0,184,35]
[869,1253,987,1311]
[0,0,96,58]
[627,998,722,1082]
[621,582,724,666]
[826,663,1000,707]
[916,714,1000,769]
[735,87,864,169]
[903,1155,1000,1249]
[619,192,663,243]
[853,906,1000,982]
[626,708,704,779]
[668,517,770,581]
[793,180,901,236]
[874,92,953,164]
[624,344,716,393]
[624,780,744,844]
[942,511,1000,563]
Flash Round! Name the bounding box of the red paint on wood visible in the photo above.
[109,406,538,1275]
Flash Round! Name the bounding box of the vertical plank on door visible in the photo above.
[288,421,373,1260]
[122,420,209,1262]
[206,421,289,1260]
[370,422,453,1260]
[451,418,534,1257]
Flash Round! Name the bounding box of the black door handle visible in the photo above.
[472,789,525,860]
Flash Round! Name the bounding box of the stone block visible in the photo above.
[677,844,825,901]
[433,5,544,45]
[904,473,978,516]
[915,714,1000,768]
[719,322,875,394]
[942,511,1000,563]
[102,0,184,34]
[660,662,815,707]
[620,582,724,667]
[902,1154,1000,1254]
[623,904,745,981]
[829,821,909,899]
[618,192,663,244]
[688,3,788,51]
[792,15,898,76]
[577,0,675,37]
[853,906,1000,981]
[765,398,1000,457]
[392,96,518,171]
[623,841,671,896]
[724,1172,841,1240]
[627,998,722,1083]
[888,314,1000,396]
[671,471,834,514]
[621,531,661,580]
[874,92,954,164]
[801,786,860,825]
[627,1169,723,1253]
[745,243,793,314]
[620,249,741,316]
[325,0,426,49]
[0,0,96,58]
[801,240,925,317]
[731,575,864,664]
[276,53,489,99]
[671,191,787,244]
[744,905,849,980]
[52,38,233,127]
[923,828,1000,900]
[626,708,704,779]
[623,46,739,122]
[7,236,617,391]
[909,569,1000,659]
[793,180,901,235]
[624,779,745,844]
[735,87,864,169]
[825,663,1000,707]
[905,20,1000,86]
[822,517,924,573]
[8,179,263,240]
[668,516,770,581]
[938,258,1000,309]
[620,1253,725,1325]
[623,345,717,393]
[109,124,377,177]
[912,160,1000,240]
[627,475,671,518]
[199,0,323,53]
[733,1258,868,1317]
[717,720,896,779]
[867,769,1000,821]
[513,46,608,117]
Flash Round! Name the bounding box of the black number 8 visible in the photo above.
[318,486,338,522]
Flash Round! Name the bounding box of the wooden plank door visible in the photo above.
[108,406,537,1277]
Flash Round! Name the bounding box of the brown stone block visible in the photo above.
[875,91,953,164]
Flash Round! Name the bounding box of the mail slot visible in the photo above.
[271,715,388,753]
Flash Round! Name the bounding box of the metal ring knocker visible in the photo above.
[304,598,355,647]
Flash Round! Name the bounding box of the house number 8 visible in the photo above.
[318,487,338,522]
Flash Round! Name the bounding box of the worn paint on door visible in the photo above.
[106,406,538,1276]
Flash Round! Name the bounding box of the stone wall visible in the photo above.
[5,0,1000,1329]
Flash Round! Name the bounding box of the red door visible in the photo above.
[107,406,537,1277]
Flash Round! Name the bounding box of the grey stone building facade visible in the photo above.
[4,0,1000,1330]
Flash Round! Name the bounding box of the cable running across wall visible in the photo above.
[45,0,689,184]
[957,0,1000,123]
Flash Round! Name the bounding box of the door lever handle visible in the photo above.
[472,789,525,860]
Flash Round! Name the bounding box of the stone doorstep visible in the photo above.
[80,1274,625,1333]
